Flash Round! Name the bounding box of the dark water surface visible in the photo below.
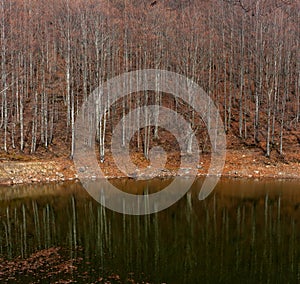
[0,178,299,283]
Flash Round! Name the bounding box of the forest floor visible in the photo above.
[0,147,299,186]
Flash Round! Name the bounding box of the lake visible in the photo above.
[0,178,299,283]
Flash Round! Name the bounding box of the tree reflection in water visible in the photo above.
[0,178,299,283]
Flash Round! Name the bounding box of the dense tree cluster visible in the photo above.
[0,0,299,158]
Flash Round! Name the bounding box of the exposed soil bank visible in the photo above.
[0,149,299,186]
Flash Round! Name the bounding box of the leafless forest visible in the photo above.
[0,0,299,160]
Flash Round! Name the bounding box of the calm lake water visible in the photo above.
[0,178,299,283]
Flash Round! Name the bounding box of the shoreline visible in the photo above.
[0,149,299,186]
